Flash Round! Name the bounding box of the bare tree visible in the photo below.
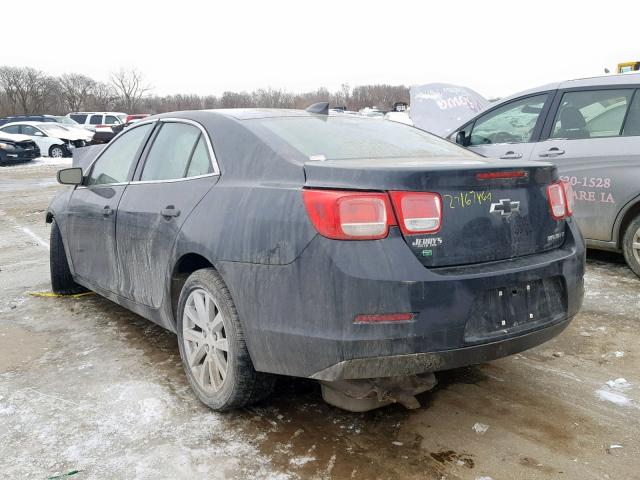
[110,68,151,112]
[88,81,118,111]
[0,63,413,117]
[59,73,96,112]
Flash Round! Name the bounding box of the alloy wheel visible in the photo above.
[633,227,640,266]
[182,288,229,393]
[51,147,64,158]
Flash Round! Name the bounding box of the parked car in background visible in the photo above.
[67,112,127,131]
[48,109,584,412]
[0,121,92,157]
[0,132,40,165]
[0,114,81,127]
[450,73,640,277]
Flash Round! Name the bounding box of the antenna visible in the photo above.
[305,102,329,115]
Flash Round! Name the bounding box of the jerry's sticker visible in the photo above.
[412,237,443,248]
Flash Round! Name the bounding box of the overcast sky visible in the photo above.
[3,0,638,99]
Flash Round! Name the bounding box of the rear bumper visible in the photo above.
[218,219,585,380]
[310,316,571,380]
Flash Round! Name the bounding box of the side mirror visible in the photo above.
[57,167,83,185]
[34,131,44,136]
[455,131,470,147]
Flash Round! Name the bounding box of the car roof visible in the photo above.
[2,121,58,127]
[205,108,332,120]
[153,108,374,122]
[495,72,640,105]
[69,112,127,115]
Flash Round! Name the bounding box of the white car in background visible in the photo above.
[0,121,93,157]
[67,112,127,131]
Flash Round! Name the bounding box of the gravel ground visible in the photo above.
[1,162,638,480]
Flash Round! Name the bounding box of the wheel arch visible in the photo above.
[169,252,216,328]
[615,196,640,248]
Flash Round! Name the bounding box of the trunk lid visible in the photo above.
[303,157,566,267]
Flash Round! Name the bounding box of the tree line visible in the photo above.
[0,66,410,116]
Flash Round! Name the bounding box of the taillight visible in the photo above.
[547,181,573,220]
[302,189,396,240]
[562,181,574,215]
[388,191,442,234]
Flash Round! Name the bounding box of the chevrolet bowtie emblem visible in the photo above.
[490,199,520,217]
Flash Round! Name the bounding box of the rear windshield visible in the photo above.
[246,116,478,161]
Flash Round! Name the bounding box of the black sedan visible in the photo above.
[0,134,40,165]
[47,108,585,411]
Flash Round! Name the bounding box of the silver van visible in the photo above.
[450,73,640,276]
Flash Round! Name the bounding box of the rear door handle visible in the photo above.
[102,206,114,217]
[161,206,181,218]
[539,148,565,158]
[500,151,523,160]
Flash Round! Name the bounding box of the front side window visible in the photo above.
[22,125,42,136]
[140,122,201,181]
[104,115,119,125]
[469,94,548,145]
[89,115,103,125]
[87,123,153,185]
[550,89,633,139]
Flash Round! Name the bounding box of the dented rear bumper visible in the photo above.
[218,218,585,380]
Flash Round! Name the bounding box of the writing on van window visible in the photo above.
[559,176,615,204]
[443,191,493,209]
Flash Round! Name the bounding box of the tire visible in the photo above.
[622,215,640,278]
[50,219,86,295]
[49,145,66,158]
[177,268,275,411]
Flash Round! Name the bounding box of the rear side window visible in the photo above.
[70,114,87,123]
[186,135,213,177]
[87,123,153,185]
[89,115,103,125]
[623,91,640,137]
[140,122,201,181]
[469,94,548,145]
[2,125,21,134]
[550,89,633,139]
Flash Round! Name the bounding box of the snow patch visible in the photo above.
[289,455,315,467]
[596,389,631,407]
[606,378,632,391]
[472,422,490,435]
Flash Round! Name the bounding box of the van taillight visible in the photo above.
[388,191,442,234]
[302,189,396,240]
[563,181,574,215]
[547,181,573,220]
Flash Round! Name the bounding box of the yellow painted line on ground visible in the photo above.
[28,291,95,299]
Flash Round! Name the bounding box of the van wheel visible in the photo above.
[50,219,86,295]
[622,215,640,278]
[177,268,275,411]
[49,145,65,158]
